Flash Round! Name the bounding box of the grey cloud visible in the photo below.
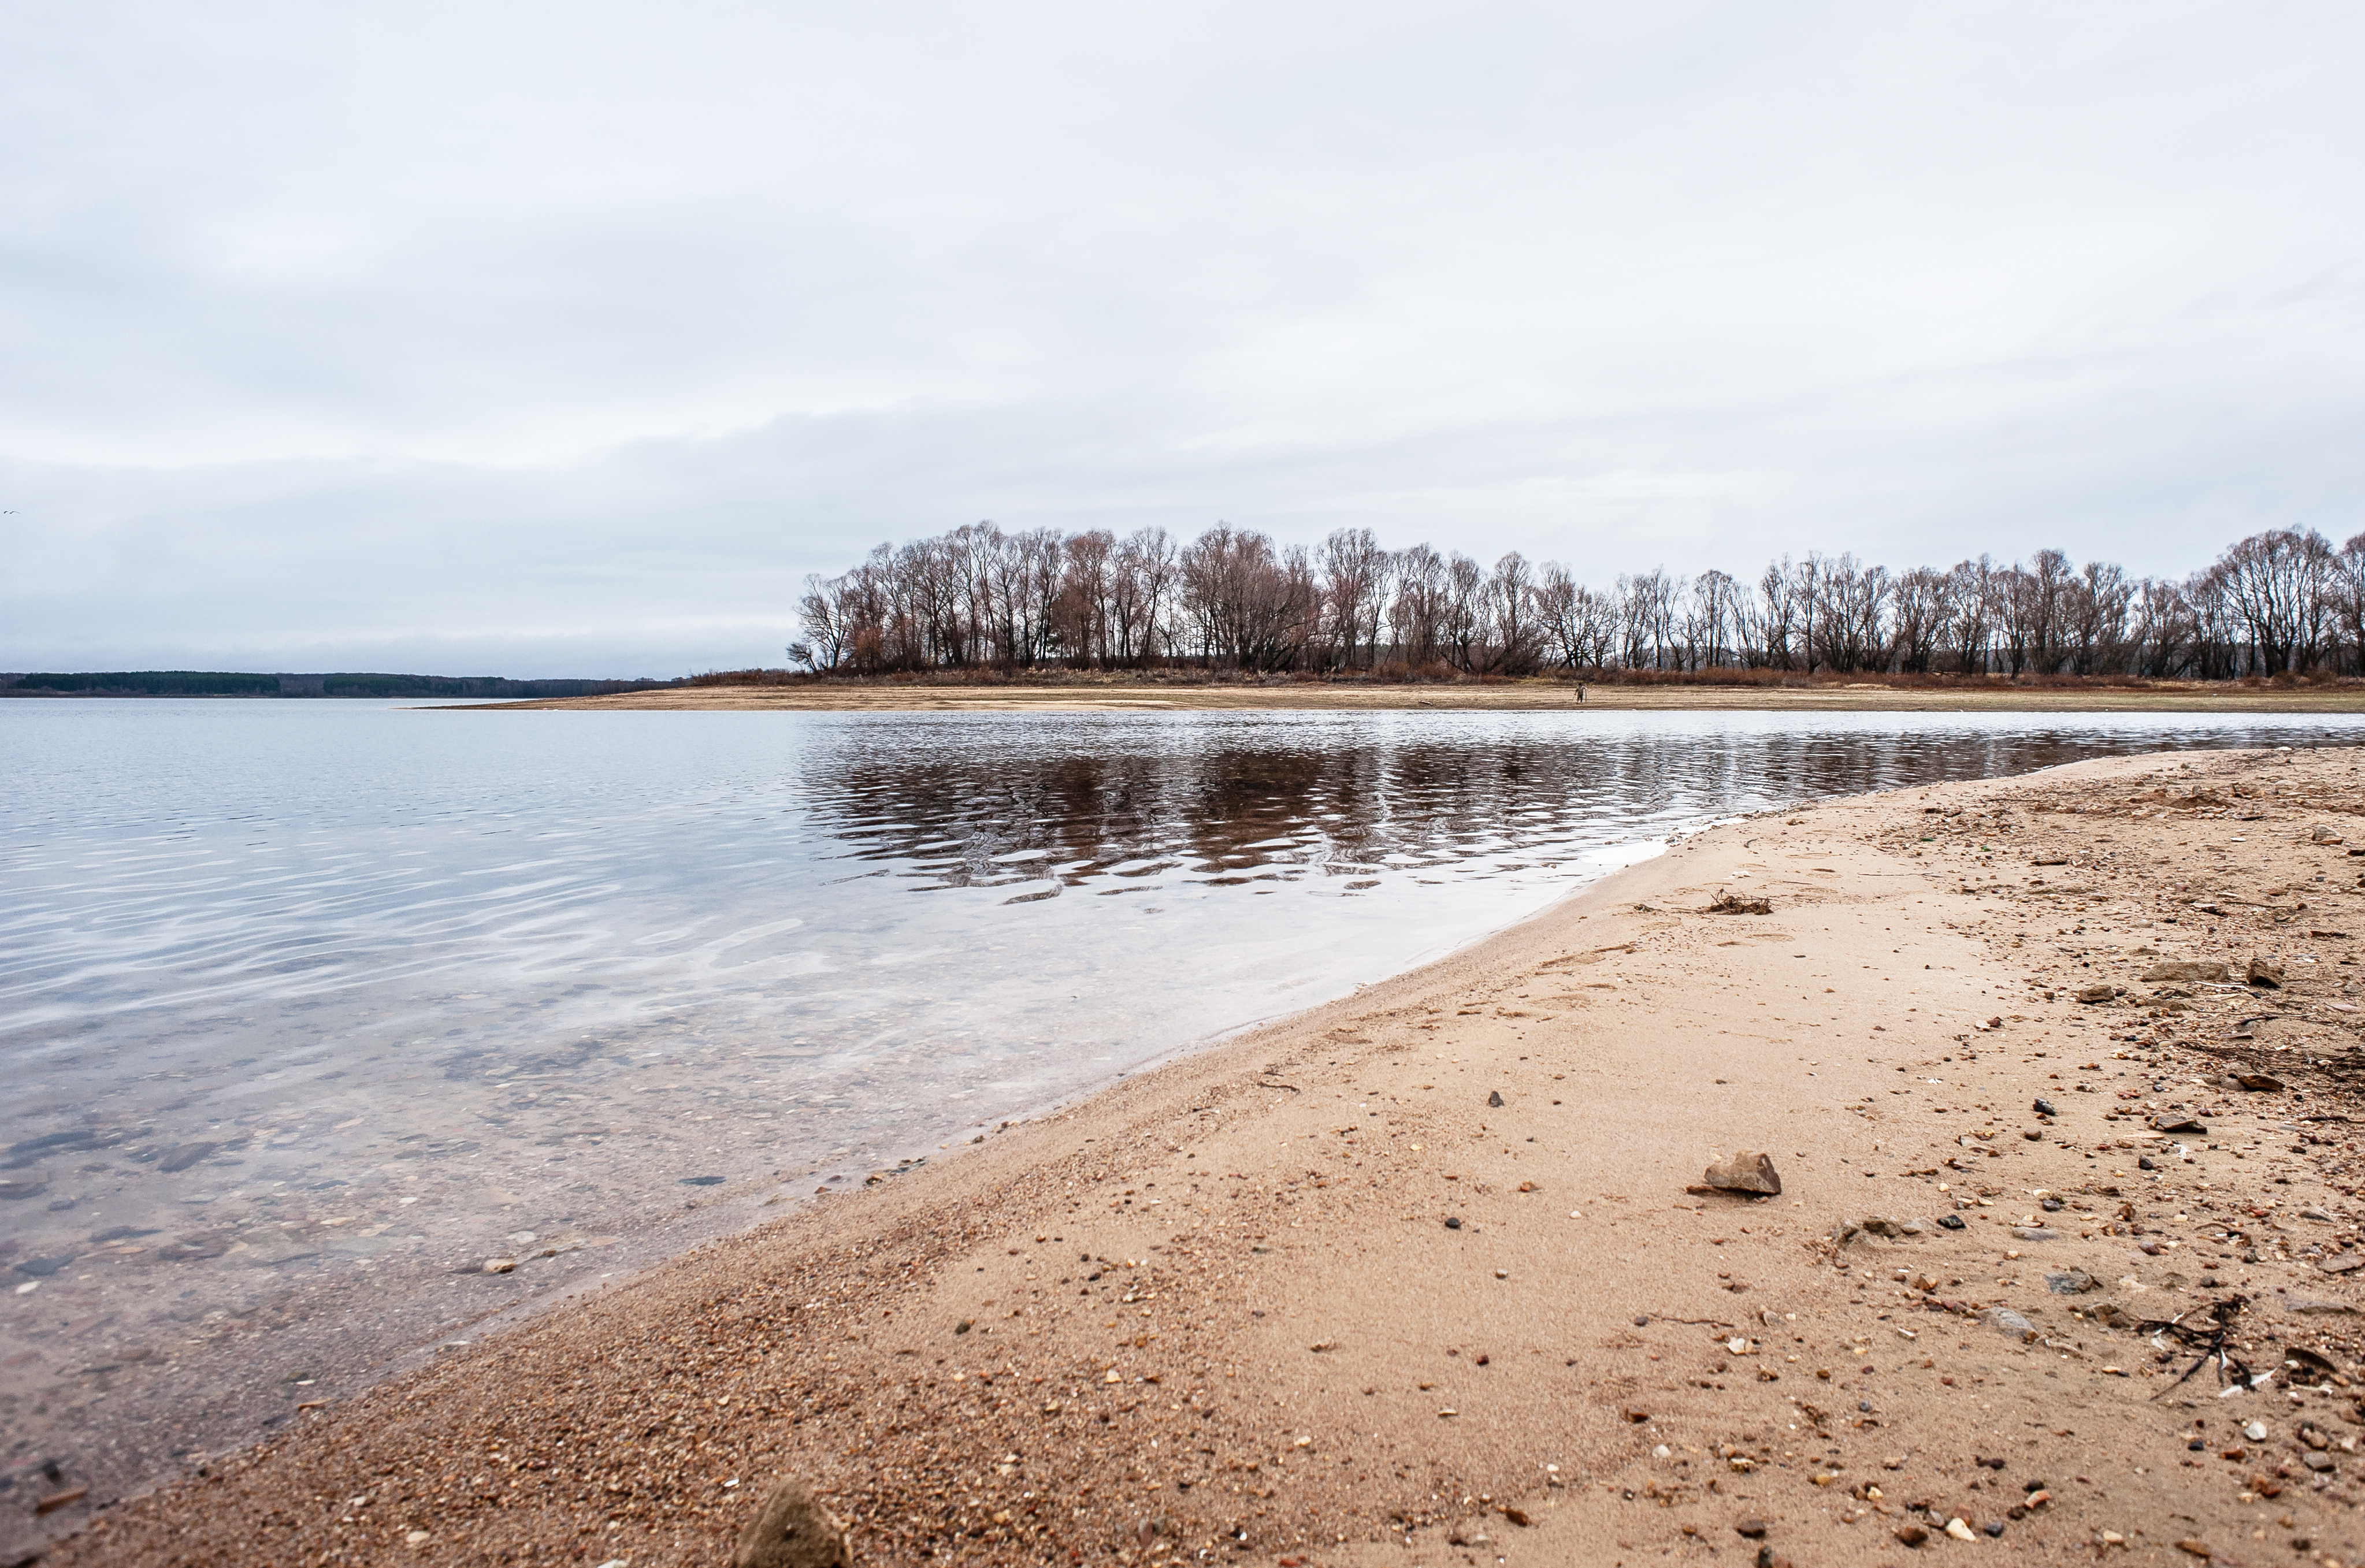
[2,2,2361,674]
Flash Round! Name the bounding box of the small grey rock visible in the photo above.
[157,1141,221,1173]
[2011,1227,2060,1242]
[1981,1307,2038,1342]
[2142,960,2230,983]
[2319,1254,2364,1275]
[2073,984,2114,1005]
[2033,1098,2058,1117]
[732,1476,853,1568]
[1487,1090,1504,1108]
[1860,1216,1904,1238]
[2045,1269,2100,1295]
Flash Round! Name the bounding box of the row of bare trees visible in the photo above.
[791,523,2365,679]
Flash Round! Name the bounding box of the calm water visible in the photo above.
[4,701,2363,1532]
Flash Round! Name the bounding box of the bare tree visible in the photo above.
[1809,554,1889,672]
[1482,551,1545,674]
[2130,577,2197,678]
[1943,556,1995,675]
[1688,570,1742,668]
[797,571,852,672]
[1109,527,1177,667]
[2188,567,2244,679]
[1616,568,1682,669]
[1055,529,1115,667]
[1178,526,1317,671]
[1995,564,2040,677]
[2061,560,2134,676]
[1390,545,1447,668]
[2336,533,2365,677]
[1440,554,1486,670]
[1535,562,1581,670]
[1889,566,1950,674]
[2215,527,2336,675]
[1752,558,1803,670]
[1319,528,1392,671]
[2024,549,2077,673]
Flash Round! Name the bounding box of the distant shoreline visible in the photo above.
[455,677,2365,714]
[0,671,671,700]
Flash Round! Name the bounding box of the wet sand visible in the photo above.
[35,746,2365,1566]
[467,680,2365,715]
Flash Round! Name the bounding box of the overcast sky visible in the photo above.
[3,3,2361,677]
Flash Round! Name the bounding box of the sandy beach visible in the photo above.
[36,745,2365,1567]
[465,681,2365,716]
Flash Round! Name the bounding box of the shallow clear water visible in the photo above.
[3,700,2363,1528]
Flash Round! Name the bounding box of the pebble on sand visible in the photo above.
[157,1141,221,1173]
[732,1476,853,1568]
[1981,1307,2038,1342]
[1701,1150,1781,1197]
[2143,960,2231,983]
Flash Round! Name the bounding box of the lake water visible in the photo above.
[5,700,2363,1533]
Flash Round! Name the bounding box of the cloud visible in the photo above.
[3,2,2362,674]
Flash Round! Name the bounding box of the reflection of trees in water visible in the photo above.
[800,724,2352,895]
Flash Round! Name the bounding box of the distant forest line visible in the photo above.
[792,522,2365,682]
[2,671,675,698]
